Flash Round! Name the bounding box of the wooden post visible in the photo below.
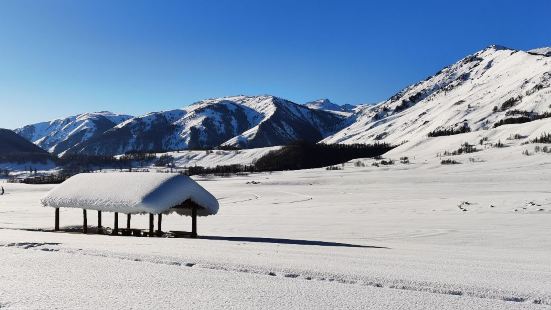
[149,214,154,236]
[54,208,59,231]
[82,209,88,234]
[191,205,197,238]
[127,214,131,229]
[157,214,162,233]
[114,212,119,235]
[97,211,102,229]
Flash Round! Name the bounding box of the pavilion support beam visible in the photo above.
[157,214,162,234]
[97,211,102,230]
[113,212,119,235]
[83,209,88,234]
[127,214,131,229]
[149,214,154,236]
[191,205,197,238]
[54,208,59,231]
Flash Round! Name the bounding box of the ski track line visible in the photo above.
[218,192,261,204]
[2,241,549,306]
[271,191,313,205]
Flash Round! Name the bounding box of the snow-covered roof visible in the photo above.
[41,173,219,216]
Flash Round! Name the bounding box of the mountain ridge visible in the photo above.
[323,45,551,146]
[51,95,347,155]
[15,45,551,157]
[15,111,133,155]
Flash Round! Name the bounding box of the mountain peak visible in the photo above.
[305,99,354,113]
[309,98,333,104]
[324,42,551,146]
[485,44,512,51]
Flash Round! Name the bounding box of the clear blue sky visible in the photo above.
[1,0,550,128]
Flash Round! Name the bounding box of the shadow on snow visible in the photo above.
[199,235,389,249]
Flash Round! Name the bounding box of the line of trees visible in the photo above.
[254,141,393,171]
[183,141,394,176]
[428,126,471,137]
[531,133,551,144]
[0,152,53,164]
[493,111,551,128]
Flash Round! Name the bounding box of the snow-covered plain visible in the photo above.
[1,142,550,309]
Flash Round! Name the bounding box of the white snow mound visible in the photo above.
[41,173,219,216]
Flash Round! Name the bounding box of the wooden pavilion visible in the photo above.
[41,173,219,238]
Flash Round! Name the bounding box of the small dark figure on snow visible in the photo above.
[0,186,4,195]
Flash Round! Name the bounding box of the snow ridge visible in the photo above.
[324,45,551,146]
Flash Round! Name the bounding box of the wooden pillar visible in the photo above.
[149,214,154,236]
[54,208,59,231]
[191,205,197,238]
[157,214,162,233]
[82,209,88,234]
[127,214,131,229]
[97,211,102,229]
[113,212,119,234]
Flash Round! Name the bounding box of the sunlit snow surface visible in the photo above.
[1,143,550,309]
[324,46,551,146]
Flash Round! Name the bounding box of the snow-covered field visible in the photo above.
[153,146,280,168]
[1,143,550,309]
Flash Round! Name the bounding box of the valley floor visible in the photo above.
[0,151,550,309]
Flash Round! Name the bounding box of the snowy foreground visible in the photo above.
[1,151,550,309]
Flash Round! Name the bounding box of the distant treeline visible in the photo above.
[13,141,394,183]
[428,126,471,137]
[186,141,393,176]
[0,152,53,164]
[58,153,157,170]
[493,111,551,128]
[12,174,69,184]
[187,164,255,177]
[254,141,393,171]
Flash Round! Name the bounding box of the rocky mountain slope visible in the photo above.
[59,96,346,155]
[15,112,132,155]
[324,45,551,146]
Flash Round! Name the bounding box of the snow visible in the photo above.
[3,46,551,308]
[0,245,543,310]
[529,47,551,57]
[1,146,551,308]
[153,146,280,168]
[305,98,354,116]
[41,173,219,216]
[324,46,551,147]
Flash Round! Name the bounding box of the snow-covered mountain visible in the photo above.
[324,45,551,146]
[65,95,346,155]
[529,47,551,57]
[17,45,551,157]
[305,99,355,114]
[15,112,132,155]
